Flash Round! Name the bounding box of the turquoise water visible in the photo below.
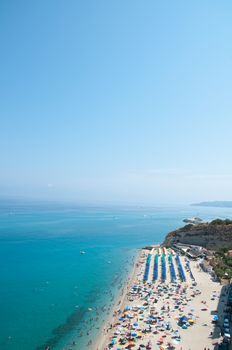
[1,201,232,350]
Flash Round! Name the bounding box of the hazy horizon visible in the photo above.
[1,1,232,204]
[1,193,232,208]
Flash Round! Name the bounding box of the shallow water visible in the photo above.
[0,201,231,350]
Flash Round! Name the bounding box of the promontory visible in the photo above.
[163,219,232,250]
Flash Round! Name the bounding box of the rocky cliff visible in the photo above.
[163,219,232,250]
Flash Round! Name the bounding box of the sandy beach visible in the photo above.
[95,246,228,350]
[93,250,143,350]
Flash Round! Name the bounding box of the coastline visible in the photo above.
[36,251,139,350]
[93,250,141,350]
[96,245,228,350]
[3,205,232,350]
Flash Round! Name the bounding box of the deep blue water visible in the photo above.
[0,201,232,350]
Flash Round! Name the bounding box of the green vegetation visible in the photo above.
[212,248,232,279]
[210,218,232,225]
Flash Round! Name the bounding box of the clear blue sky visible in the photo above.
[1,0,232,204]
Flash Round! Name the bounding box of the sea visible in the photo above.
[1,200,232,350]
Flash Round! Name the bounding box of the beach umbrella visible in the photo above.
[133,323,139,327]
[180,316,188,322]
[128,342,136,347]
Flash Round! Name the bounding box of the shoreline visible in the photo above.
[96,245,229,350]
[93,250,141,350]
[59,251,139,350]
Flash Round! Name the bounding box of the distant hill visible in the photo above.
[163,219,232,250]
[192,201,232,208]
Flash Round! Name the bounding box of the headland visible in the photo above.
[95,221,232,350]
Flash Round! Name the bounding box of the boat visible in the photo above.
[80,251,86,255]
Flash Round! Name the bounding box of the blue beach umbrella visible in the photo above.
[180,316,188,324]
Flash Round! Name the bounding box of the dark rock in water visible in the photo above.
[36,307,86,350]
[183,217,203,224]
[142,246,153,250]
[162,219,232,250]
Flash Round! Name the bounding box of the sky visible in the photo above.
[1,0,232,205]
